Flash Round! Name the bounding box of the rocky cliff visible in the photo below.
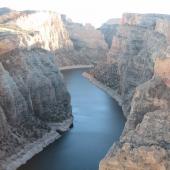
[0,9,72,170]
[0,48,72,170]
[89,13,170,170]
[57,15,108,66]
[0,9,73,54]
[0,8,108,67]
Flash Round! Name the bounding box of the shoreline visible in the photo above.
[2,118,73,170]
[60,65,94,71]
[82,72,122,106]
[82,72,125,170]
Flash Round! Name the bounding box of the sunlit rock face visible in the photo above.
[90,13,170,170]
[100,143,169,170]
[0,10,73,54]
[12,11,73,51]
[0,48,72,168]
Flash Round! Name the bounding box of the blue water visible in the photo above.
[18,68,126,170]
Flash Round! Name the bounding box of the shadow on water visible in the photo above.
[18,68,126,170]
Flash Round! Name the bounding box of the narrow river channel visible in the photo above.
[18,68,126,170]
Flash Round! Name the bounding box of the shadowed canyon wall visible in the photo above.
[90,13,170,170]
[0,8,73,170]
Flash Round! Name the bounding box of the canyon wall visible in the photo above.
[89,13,170,170]
[57,15,108,66]
[0,9,72,170]
[0,9,108,67]
[0,8,108,169]
[1,8,170,170]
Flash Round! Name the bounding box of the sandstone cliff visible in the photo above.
[89,13,170,170]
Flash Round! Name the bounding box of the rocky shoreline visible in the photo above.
[1,118,73,170]
[82,72,122,106]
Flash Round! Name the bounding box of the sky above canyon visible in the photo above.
[0,0,170,27]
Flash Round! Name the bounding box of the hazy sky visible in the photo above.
[0,0,170,27]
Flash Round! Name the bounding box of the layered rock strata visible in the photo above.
[0,48,72,170]
[0,8,73,170]
[89,13,170,170]
[0,8,108,67]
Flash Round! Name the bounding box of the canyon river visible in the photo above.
[18,68,126,170]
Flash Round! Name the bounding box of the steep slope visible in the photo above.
[88,13,170,170]
[91,14,168,117]
[0,48,72,170]
[0,9,73,170]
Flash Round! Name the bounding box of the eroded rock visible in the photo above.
[90,13,170,170]
[0,48,72,169]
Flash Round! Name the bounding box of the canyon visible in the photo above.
[89,13,170,170]
[0,7,170,170]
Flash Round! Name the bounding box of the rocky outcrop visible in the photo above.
[89,13,170,170]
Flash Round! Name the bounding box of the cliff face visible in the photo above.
[0,9,72,170]
[0,10,73,54]
[92,14,168,117]
[0,9,108,67]
[57,15,108,66]
[90,13,170,170]
[99,19,120,48]
[102,77,170,170]
[0,49,72,169]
